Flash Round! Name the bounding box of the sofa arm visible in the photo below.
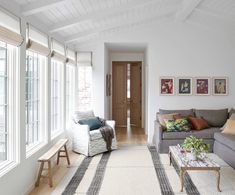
[105,120,115,129]
[153,120,163,146]
[71,123,90,140]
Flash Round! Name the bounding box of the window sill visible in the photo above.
[26,142,47,159]
[0,160,18,178]
[51,130,64,140]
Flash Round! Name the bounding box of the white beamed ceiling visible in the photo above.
[9,0,235,47]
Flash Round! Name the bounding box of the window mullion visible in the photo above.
[4,43,8,162]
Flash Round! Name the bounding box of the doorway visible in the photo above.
[112,61,146,144]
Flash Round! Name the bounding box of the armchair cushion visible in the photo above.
[78,117,103,130]
[73,110,95,123]
[90,129,103,140]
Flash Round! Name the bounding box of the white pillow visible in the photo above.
[73,110,95,123]
[221,113,235,130]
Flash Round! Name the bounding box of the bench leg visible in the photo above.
[48,161,53,187]
[57,151,60,165]
[64,145,70,165]
[35,162,44,187]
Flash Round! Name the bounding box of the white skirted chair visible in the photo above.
[71,110,117,156]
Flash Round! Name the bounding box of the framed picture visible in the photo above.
[160,77,174,95]
[212,77,228,96]
[195,77,210,95]
[177,77,192,95]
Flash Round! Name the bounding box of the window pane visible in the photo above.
[66,65,75,128]
[51,60,63,134]
[78,66,92,111]
[0,41,7,165]
[0,45,6,75]
[0,40,19,167]
[0,132,7,162]
[26,51,44,148]
[0,106,6,133]
[0,77,6,105]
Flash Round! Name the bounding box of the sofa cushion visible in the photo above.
[73,110,95,123]
[78,117,102,130]
[162,127,221,140]
[157,113,178,129]
[90,129,103,141]
[214,132,235,151]
[229,108,235,117]
[165,119,192,132]
[222,119,235,135]
[188,117,210,130]
[159,109,194,116]
[195,109,228,127]
[221,113,235,130]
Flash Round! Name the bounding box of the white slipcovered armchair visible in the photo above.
[71,111,117,156]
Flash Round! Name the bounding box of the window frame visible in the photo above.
[0,41,19,176]
[66,64,75,129]
[51,59,64,138]
[77,66,92,111]
[25,50,47,155]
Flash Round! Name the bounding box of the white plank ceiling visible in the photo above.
[9,0,235,47]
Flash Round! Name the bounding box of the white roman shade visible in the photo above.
[51,39,66,62]
[77,52,92,66]
[66,48,76,65]
[0,9,23,46]
[26,24,50,56]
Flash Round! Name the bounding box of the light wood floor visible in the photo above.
[116,125,147,145]
[29,151,80,195]
[29,126,147,195]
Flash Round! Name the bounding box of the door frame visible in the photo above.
[111,61,144,128]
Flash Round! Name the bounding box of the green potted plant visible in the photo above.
[182,136,210,160]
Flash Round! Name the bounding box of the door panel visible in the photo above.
[112,62,127,126]
[130,62,141,127]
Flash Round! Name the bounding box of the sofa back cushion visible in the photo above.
[195,109,228,127]
[73,110,95,123]
[159,109,194,116]
[157,113,179,128]
[188,117,210,130]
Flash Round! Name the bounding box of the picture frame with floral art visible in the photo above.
[195,77,211,96]
[159,77,175,95]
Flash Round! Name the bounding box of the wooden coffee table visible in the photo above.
[169,145,221,192]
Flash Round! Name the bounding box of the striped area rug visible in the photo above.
[52,145,235,195]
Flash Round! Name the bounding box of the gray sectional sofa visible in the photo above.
[153,108,235,168]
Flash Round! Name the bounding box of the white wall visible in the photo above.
[77,20,235,144]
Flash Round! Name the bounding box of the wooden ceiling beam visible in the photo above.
[175,0,203,22]
[21,0,66,16]
[49,0,161,33]
[65,7,176,44]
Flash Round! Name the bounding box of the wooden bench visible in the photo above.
[35,139,70,187]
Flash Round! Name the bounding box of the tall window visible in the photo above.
[25,51,46,149]
[0,42,7,164]
[66,65,75,128]
[0,41,18,166]
[78,66,92,111]
[51,60,63,135]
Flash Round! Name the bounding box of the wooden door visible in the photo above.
[130,62,142,127]
[112,62,127,126]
